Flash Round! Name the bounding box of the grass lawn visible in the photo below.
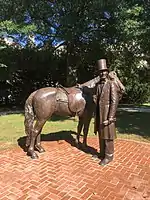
[0,110,149,150]
[142,103,150,106]
[116,111,150,142]
[119,103,150,108]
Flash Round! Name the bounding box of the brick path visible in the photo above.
[0,138,150,200]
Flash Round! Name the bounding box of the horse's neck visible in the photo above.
[81,76,100,88]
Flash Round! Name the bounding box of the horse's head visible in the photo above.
[109,71,125,93]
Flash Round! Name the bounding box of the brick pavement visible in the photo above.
[0,137,150,200]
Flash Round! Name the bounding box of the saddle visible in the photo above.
[56,85,86,114]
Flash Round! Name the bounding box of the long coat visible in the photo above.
[94,79,119,139]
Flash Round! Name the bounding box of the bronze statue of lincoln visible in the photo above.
[94,59,125,166]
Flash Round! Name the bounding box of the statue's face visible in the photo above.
[99,70,108,81]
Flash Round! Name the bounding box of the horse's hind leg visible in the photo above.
[35,128,45,153]
[75,117,83,146]
[26,135,30,147]
[27,119,46,159]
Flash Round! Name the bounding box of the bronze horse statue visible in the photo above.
[24,76,100,159]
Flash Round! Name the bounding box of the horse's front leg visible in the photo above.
[76,117,83,147]
[82,118,92,148]
[82,127,88,148]
[26,135,30,147]
[27,120,46,159]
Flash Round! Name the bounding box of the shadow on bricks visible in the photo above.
[17,130,98,156]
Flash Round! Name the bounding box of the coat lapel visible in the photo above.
[100,80,108,99]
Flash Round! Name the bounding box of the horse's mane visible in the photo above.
[75,71,125,93]
[80,76,100,88]
[108,71,125,93]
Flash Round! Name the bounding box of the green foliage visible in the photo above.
[0,0,150,105]
[0,64,9,80]
[0,20,37,35]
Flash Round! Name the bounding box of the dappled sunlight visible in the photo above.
[116,111,150,141]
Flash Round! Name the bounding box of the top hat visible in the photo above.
[97,59,108,71]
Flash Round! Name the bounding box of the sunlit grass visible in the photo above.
[0,110,149,150]
[142,103,150,106]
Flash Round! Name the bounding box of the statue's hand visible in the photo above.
[108,117,116,124]
[93,95,97,103]
[103,120,109,126]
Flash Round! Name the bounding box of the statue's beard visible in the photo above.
[100,77,107,82]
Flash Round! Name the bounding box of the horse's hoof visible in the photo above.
[35,145,45,153]
[31,153,39,159]
[39,148,45,153]
[27,151,39,159]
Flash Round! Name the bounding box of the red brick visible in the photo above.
[105,194,116,200]
[77,181,86,189]
[70,197,80,200]
[29,185,38,190]
[61,195,72,200]
[68,191,82,199]
[17,194,29,200]
[78,186,88,194]
[119,186,129,196]
[1,197,10,200]
[81,189,93,200]
[0,139,150,200]
[38,191,50,200]
[88,194,102,200]
[47,193,60,200]
[100,187,111,198]
[58,191,67,198]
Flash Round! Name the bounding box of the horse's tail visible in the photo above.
[24,91,37,146]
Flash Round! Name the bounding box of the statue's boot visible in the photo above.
[99,139,114,166]
[99,154,113,166]
[92,139,105,160]
[99,139,105,159]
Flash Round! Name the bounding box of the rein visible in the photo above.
[56,84,70,95]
